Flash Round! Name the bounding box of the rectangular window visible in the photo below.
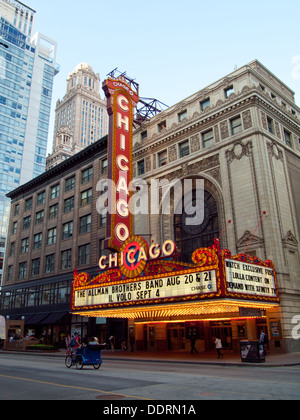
[137,160,145,176]
[14,204,19,216]
[158,150,167,167]
[81,188,92,206]
[47,228,57,245]
[78,244,90,266]
[99,209,106,228]
[79,214,91,234]
[25,197,32,212]
[37,191,45,206]
[23,216,31,230]
[9,242,15,257]
[21,238,29,253]
[225,85,234,98]
[200,98,210,111]
[35,210,44,225]
[45,254,55,273]
[26,288,38,307]
[41,285,52,305]
[230,116,242,135]
[62,222,73,240]
[49,204,58,220]
[61,249,72,270]
[178,110,187,122]
[101,158,107,174]
[64,197,74,213]
[65,176,75,192]
[50,184,60,199]
[57,282,71,303]
[12,221,18,234]
[267,117,274,134]
[202,129,214,148]
[31,259,40,276]
[33,233,42,250]
[82,167,93,184]
[19,262,27,279]
[141,131,147,141]
[284,129,292,147]
[158,121,166,133]
[179,140,190,158]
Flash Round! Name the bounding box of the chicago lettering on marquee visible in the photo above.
[99,236,176,278]
[102,76,139,251]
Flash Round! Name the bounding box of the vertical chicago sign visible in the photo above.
[102,76,139,251]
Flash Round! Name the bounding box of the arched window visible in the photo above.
[174,190,219,263]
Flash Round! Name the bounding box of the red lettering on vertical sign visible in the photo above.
[102,77,139,251]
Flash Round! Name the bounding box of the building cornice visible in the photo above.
[133,86,300,157]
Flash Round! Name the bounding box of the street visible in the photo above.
[0,352,299,401]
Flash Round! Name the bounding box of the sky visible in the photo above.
[27,0,300,153]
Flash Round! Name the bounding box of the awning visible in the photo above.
[5,315,21,320]
[26,313,50,325]
[40,312,69,325]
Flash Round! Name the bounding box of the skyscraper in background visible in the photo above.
[0,0,59,285]
[46,62,107,170]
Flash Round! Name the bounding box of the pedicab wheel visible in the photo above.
[93,363,102,370]
[65,355,73,368]
[76,355,84,370]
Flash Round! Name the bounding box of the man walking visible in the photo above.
[215,337,223,359]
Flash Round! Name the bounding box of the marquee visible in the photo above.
[71,239,280,318]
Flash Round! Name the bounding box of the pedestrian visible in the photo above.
[129,334,135,352]
[109,335,115,352]
[260,330,267,356]
[190,336,198,354]
[70,332,80,349]
[65,334,70,349]
[121,337,127,351]
[215,337,223,359]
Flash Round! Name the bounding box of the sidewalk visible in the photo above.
[102,349,300,367]
[1,348,300,367]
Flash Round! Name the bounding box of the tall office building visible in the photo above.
[0,0,59,285]
[46,63,107,170]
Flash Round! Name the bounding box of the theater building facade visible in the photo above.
[1,60,300,353]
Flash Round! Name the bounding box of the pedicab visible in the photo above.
[65,344,104,370]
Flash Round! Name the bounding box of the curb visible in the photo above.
[1,350,300,368]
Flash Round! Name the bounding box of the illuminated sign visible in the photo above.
[102,76,139,251]
[72,246,221,312]
[71,243,280,315]
[74,269,218,309]
[225,259,277,299]
[99,236,176,278]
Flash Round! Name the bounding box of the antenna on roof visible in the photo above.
[106,68,168,125]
